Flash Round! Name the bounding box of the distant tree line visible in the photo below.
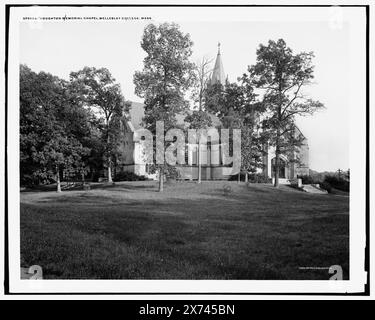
[299,169,350,193]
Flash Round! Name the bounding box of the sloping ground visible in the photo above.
[20,181,349,280]
[330,188,350,196]
[302,184,328,194]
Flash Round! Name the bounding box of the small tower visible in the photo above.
[210,42,226,85]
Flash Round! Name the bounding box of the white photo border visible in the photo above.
[5,3,369,295]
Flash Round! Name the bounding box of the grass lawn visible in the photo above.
[20,181,349,280]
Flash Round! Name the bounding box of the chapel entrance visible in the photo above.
[271,157,287,179]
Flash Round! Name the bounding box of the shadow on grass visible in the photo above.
[21,181,158,193]
[21,184,349,280]
[284,184,305,192]
[109,183,157,191]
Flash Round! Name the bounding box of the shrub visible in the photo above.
[114,171,146,182]
[297,174,315,184]
[319,181,332,193]
[324,175,349,192]
[228,173,246,181]
[20,174,40,187]
[91,170,102,183]
[248,173,272,183]
[289,178,300,188]
[20,173,56,187]
[164,166,179,180]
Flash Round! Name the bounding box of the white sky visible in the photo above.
[18,6,364,172]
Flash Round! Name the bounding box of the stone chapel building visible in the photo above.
[118,45,309,183]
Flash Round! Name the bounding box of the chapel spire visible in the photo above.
[210,42,226,85]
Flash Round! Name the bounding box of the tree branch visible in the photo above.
[281,80,304,116]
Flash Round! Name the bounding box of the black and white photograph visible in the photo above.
[3,2,371,298]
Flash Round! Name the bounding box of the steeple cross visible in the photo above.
[218,42,221,54]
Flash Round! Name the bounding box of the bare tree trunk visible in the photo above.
[275,84,282,188]
[106,121,113,183]
[158,167,164,192]
[56,166,61,193]
[246,125,253,187]
[238,171,241,183]
[108,164,113,183]
[274,144,280,188]
[198,138,201,184]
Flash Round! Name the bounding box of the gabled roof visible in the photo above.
[127,101,221,131]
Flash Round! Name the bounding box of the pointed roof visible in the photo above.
[210,42,226,85]
[126,102,222,132]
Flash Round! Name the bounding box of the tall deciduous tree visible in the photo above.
[133,22,195,192]
[250,39,324,187]
[204,82,225,117]
[70,67,129,183]
[237,73,266,184]
[205,79,264,183]
[20,65,91,191]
